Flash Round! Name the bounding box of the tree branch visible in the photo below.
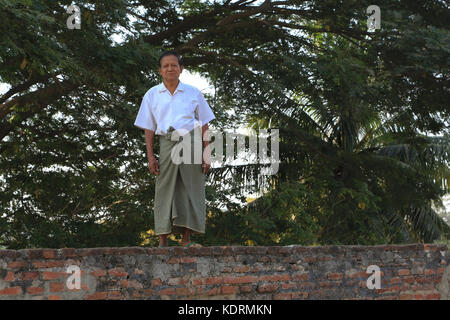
[0,79,77,120]
[0,74,55,105]
[0,80,78,143]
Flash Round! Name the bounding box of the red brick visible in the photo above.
[233,266,251,273]
[32,260,65,268]
[390,277,401,284]
[292,292,308,299]
[398,269,410,276]
[292,273,309,281]
[158,288,176,296]
[327,272,343,280]
[43,250,57,259]
[344,280,359,287]
[240,285,252,293]
[151,279,163,287]
[196,287,219,296]
[108,268,128,277]
[127,279,144,289]
[180,257,196,264]
[391,285,401,293]
[0,250,20,259]
[172,247,186,255]
[251,266,261,272]
[424,269,435,276]
[415,268,424,275]
[400,283,411,291]
[0,287,22,296]
[151,248,168,256]
[319,281,341,288]
[48,295,62,300]
[374,295,398,300]
[296,282,316,289]
[132,289,154,298]
[403,276,415,283]
[7,261,28,269]
[108,291,123,300]
[167,257,180,264]
[90,270,107,277]
[86,292,107,300]
[205,277,223,285]
[42,271,66,280]
[168,277,187,286]
[4,271,14,281]
[346,271,367,279]
[274,292,292,300]
[176,287,195,296]
[425,293,440,300]
[414,294,424,299]
[376,285,399,294]
[415,277,428,284]
[22,272,39,280]
[282,283,296,289]
[224,275,258,284]
[259,274,290,282]
[257,284,279,293]
[78,248,107,257]
[134,268,144,275]
[317,256,333,261]
[61,248,76,258]
[433,277,442,284]
[220,285,238,295]
[144,289,155,296]
[359,280,367,287]
[206,287,220,296]
[27,287,45,295]
[437,267,444,274]
[399,294,412,300]
[24,249,44,259]
[50,282,66,293]
[191,278,204,286]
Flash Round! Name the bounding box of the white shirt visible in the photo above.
[134,81,215,136]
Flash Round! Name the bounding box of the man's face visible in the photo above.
[159,55,183,82]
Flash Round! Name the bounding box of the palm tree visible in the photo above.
[206,33,449,245]
[364,132,449,243]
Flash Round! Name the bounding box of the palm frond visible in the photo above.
[374,135,450,190]
[404,204,450,242]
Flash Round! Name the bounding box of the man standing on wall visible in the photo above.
[134,50,215,248]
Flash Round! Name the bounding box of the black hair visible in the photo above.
[158,50,183,67]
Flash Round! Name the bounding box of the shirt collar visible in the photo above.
[158,81,185,93]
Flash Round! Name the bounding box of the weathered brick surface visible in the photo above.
[0,244,448,300]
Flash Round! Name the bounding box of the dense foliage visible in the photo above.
[0,0,448,248]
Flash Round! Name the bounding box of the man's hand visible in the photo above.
[202,147,211,174]
[148,155,159,176]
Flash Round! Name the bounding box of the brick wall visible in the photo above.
[0,244,448,300]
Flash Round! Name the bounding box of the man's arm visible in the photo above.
[201,123,211,174]
[201,123,209,148]
[144,129,155,158]
[145,129,159,175]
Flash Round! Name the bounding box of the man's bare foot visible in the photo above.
[159,235,169,247]
[181,240,202,248]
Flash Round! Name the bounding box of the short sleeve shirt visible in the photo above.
[134,81,215,135]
